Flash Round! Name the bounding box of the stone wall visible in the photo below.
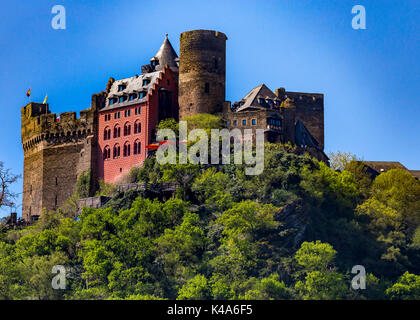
[21,100,100,221]
[178,30,227,119]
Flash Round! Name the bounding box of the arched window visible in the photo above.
[103,145,111,160]
[123,142,131,157]
[133,140,141,155]
[114,125,121,138]
[104,126,111,140]
[134,120,141,134]
[124,122,131,136]
[113,144,120,158]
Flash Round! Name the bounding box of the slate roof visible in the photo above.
[295,119,320,150]
[152,34,179,71]
[409,170,420,180]
[101,35,179,112]
[233,84,280,112]
[102,71,162,112]
[362,161,408,173]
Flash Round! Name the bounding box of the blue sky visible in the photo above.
[1,0,419,218]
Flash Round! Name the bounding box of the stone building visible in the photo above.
[21,30,328,221]
[20,99,101,221]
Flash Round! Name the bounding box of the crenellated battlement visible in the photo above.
[21,103,96,152]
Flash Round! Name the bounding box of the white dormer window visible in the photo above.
[119,96,127,103]
[139,91,147,98]
[129,93,137,101]
[109,98,117,105]
[142,79,151,86]
[118,84,126,92]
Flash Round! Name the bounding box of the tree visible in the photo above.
[241,274,291,300]
[294,241,349,300]
[0,162,20,208]
[177,275,211,300]
[295,241,337,272]
[386,272,420,300]
[328,151,357,171]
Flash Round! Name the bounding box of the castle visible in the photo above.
[21,30,327,222]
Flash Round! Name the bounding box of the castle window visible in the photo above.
[124,109,131,117]
[204,83,210,94]
[258,98,265,105]
[103,146,111,160]
[233,120,237,126]
[134,140,141,154]
[252,119,256,125]
[123,143,131,157]
[135,107,141,115]
[242,119,247,126]
[104,127,111,140]
[119,96,127,103]
[226,121,230,127]
[114,126,121,138]
[124,123,131,136]
[142,79,150,86]
[118,84,126,92]
[55,195,58,207]
[134,120,141,134]
[139,91,147,98]
[109,98,117,105]
[113,144,120,158]
[129,94,137,101]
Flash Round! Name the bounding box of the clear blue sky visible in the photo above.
[1,0,419,218]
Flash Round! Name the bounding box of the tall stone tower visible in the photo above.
[20,94,104,221]
[178,30,227,119]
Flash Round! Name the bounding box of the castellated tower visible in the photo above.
[178,30,227,119]
[20,94,104,221]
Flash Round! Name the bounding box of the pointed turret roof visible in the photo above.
[152,34,178,70]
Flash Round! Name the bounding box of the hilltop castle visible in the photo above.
[21,30,327,222]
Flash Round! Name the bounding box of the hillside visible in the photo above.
[1,139,420,300]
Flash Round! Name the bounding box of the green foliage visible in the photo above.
[1,146,420,300]
[76,169,93,198]
[95,179,117,197]
[177,275,211,300]
[183,113,222,134]
[295,241,337,272]
[295,270,348,300]
[328,151,357,171]
[241,274,291,300]
[386,272,420,300]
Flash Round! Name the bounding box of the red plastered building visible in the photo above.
[97,35,179,183]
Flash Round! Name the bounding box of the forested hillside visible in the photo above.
[1,138,420,300]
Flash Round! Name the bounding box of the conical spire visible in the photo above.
[152,34,178,70]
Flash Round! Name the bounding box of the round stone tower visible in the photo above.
[178,30,227,119]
